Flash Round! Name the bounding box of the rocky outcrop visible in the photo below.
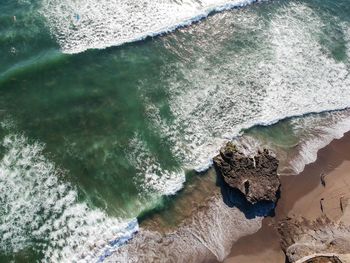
[278,216,350,263]
[213,142,280,204]
[296,255,343,263]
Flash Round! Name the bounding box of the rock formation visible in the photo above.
[278,216,350,263]
[296,256,343,263]
[213,142,280,204]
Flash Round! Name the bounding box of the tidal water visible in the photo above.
[1,0,350,262]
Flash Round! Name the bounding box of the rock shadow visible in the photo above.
[215,168,278,219]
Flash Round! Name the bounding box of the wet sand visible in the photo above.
[225,131,350,263]
[125,131,350,263]
[223,217,285,263]
[140,169,220,232]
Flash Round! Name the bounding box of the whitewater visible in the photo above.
[41,0,263,54]
[0,124,139,262]
[1,0,350,262]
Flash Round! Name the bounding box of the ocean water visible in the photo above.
[1,0,350,262]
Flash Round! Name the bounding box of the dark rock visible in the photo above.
[213,142,280,204]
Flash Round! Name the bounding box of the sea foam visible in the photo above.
[40,0,262,54]
[140,2,350,173]
[8,1,350,261]
[287,111,350,175]
[0,133,138,262]
[127,133,185,196]
[106,196,262,262]
[238,110,350,176]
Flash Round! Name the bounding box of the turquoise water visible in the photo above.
[1,0,350,261]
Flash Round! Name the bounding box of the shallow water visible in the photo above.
[1,0,350,261]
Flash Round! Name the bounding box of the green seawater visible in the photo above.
[0,0,350,261]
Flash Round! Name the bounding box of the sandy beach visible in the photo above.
[104,127,350,263]
[225,131,350,263]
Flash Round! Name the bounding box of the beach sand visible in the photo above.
[120,131,350,263]
[223,217,285,263]
[224,131,350,263]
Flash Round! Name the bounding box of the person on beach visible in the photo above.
[340,196,344,213]
[320,172,326,187]
[320,198,324,213]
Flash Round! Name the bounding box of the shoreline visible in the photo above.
[225,131,350,262]
[106,115,350,263]
[138,109,350,230]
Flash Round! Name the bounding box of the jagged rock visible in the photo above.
[213,142,280,204]
[278,216,350,263]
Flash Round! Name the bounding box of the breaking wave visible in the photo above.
[2,1,350,261]
[0,131,138,262]
[284,111,350,175]
[40,0,262,54]
[127,133,185,196]
[140,1,350,173]
[239,109,350,176]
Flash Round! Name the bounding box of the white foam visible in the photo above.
[287,111,350,174]
[140,2,350,173]
[127,133,185,196]
[239,110,350,175]
[40,0,261,54]
[345,22,350,57]
[106,196,262,262]
[0,133,138,262]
